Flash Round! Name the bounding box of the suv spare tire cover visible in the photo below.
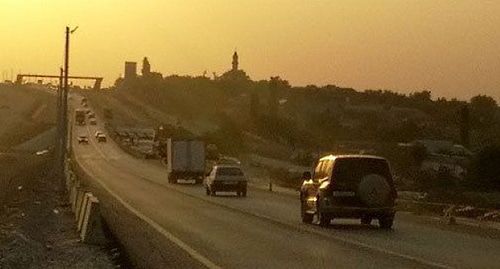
[357,174,391,207]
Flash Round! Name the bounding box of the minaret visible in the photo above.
[142,57,151,76]
[232,51,239,71]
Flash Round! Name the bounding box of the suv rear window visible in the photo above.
[217,167,243,176]
[333,158,392,184]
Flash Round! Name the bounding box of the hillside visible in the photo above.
[0,84,56,151]
[109,75,499,154]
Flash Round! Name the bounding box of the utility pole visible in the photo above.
[57,26,75,190]
[54,68,63,180]
[60,26,70,189]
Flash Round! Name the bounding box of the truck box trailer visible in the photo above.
[75,109,86,126]
[166,139,205,184]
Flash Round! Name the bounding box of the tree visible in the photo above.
[268,77,279,117]
[470,95,498,128]
[410,144,428,167]
[469,146,500,191]
[459,105,470,147]
[250,93,260,119]
[410,90,432,102]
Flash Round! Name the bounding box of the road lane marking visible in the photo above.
[137,177,454,269]
[75,156,221,269]
[74,103,453,269]
[71,107,221,269]
[91,150,454,269]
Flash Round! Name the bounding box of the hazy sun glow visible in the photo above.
[1,0,499,99]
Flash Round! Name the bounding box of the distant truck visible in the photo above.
[166,138,206,184]
[75,109,86,125]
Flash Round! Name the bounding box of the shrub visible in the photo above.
[468,146,500,191]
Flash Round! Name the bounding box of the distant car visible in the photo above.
[300,155,397,229]
[88,112,95,119]
[77,135,89,144]
[35,149,50,156]
[205,165,247,197]
[94,131,103,138]
[89,118,97,125]
[97,134,107,143]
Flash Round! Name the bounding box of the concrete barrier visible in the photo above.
[74,189,87,220]
[78,192,93,232]
[80,195,107,245]
[70,151,211,267]
[66,170,75,192]
[64,158,109,245]
[70,183,78,212]
[75,189,84,218]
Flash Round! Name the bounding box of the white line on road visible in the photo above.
[77,106,453,269]
[95,153,454,269]
[76,157,222,269]
[74,112,221,269]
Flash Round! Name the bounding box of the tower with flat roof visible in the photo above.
[124,61,137,80]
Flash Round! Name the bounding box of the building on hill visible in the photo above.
[232,51,239,71]
[219,51,250,81]
[124,61,137,80]
[142,57,151,77]
[140,57,163,80]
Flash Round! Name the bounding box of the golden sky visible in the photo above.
[1,0,499,100]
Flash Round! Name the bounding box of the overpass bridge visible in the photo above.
[16,74,103,90]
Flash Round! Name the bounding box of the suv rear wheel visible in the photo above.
[379,215,394,229]
[361,216,372,225]
[301,200,313,224]
[316,199,331,227]
[318,212,331,227]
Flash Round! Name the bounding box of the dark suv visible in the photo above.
[300,155,397,229]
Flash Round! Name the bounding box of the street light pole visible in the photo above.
[59,26,72,189]
[54,68,64,180]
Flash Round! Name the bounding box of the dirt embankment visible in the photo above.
[0,84,56,151]
[0,158,117,268]
[0,85,120,269]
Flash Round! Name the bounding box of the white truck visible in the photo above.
[166,138,206,184]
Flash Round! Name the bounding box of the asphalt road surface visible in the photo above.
[72,101,500,269]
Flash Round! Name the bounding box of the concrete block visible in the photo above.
[71,182,82,213]
[75,190,89,222]
[66,171,75,192]
[74,189,84,218]
[80,196,107,245]
[78,192,93,232]
[69,184,78,212]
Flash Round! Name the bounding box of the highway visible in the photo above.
[72,101,500,269]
